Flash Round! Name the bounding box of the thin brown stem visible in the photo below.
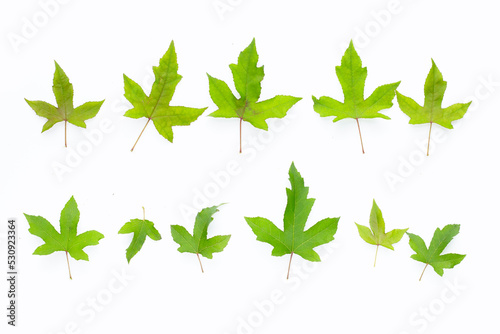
[419,263,429,281]
[65,251,72,280]
[239,117,242,154]
[286,252,294,279]
[196,253,204,273]
[427,122,433,156]
[355,118,365,154]
[374,244,379,267]
[64,120,67,148]
[131,118,151,152]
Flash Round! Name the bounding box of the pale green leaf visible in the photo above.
[245,162,340,278]
[355,199,408,266]
[25,61,104,146]
[123,41,207,150]
[118,208,162,263]
[24,196,104,279]
[396,59,471,155]
[312,41,400,153]
[407,224,466,280]
[170,205,231,272]
[208,38,301,152]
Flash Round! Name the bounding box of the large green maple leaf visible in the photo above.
[407,224,466,281]
[24,196,104,279]
[123,41,207,151]
[118,207,162,263]
[355,199,408,267]
[171,205,231,273]
[245,162,339,279]
[208,38,301,153]
[312,41,400,153]
[396,59,471,155]
[25,61,104,147]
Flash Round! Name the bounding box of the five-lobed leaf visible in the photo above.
[407,224,466,281]
[171,205,231,273]
[24,196,104,279]
[312,41,400,153]
[396,59,471,155]
[245,162,340,279]
[124,41,207,151]
[118,207,162,263]
[25,61,104,147]
[208,38,301,153]
[355,199,408,266]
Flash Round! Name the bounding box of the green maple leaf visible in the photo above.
[355,199,408,267]
[407,224,466,281]
[123,41,207,151]
[396,59,471,156]
[25,61,104,147]
[208,38,301,153]
[245,162,339,279]
[24,196,104,279]
[171,205,231,273]
[312,41,400,153]
[118,207,162,263]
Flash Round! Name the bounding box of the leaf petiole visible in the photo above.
[131,118,151,152]
[239,117,243,153]
[196,253,204,273]
[286,252,294,279]
[65,251,72,280]
[427,122,433,156]
[355,118,365,154]
[64,120,67,148]
[419,263,429,281]
[374,244,379,267]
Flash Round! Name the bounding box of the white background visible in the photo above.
[1,0,499,333]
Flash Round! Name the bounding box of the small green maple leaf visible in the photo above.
[24,196,104,279]
[208,38,301,153]
[123,41,207,151]
[118,207,162,263]
[25,61,104,147]
[407,224,466,281]
[396,59,472,155]
[312,41,400,153]
[355,199,408,267]
[245,162,339,279]
[171,205,231,273]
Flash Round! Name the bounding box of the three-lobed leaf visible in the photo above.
[312,41,400,153]
[171,205,231,272]
[24,196,104,279]
[208,38,301,153]
[245,162,339,278]
[407,224,466,281]
[355,199,408,266]
[25,61,104,147]
[118,207,162,263]
[396,59,471,155]
[124,41,207,151]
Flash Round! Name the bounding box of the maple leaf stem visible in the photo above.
[374,244,379,267]
[355,118,365,154]
[65,251,72,280]
[64,120,67,148]
[142,206,145,220]
[286,252,294,279]
[419,263,429,281]
[131,118,151,152]
[196,253,204,273]
[427,122,433,156]
[239,117,243,154]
